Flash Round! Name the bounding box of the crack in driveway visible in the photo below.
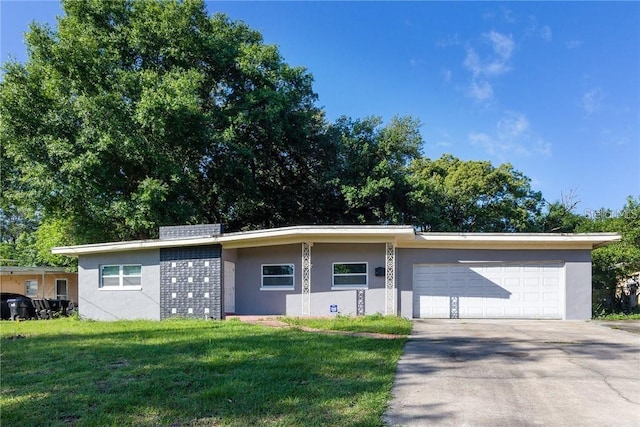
[385,320,640,427]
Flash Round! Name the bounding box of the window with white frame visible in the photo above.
[100,265,142,289]
[25,280,38,297]
[332,262,368,288]
[261,264,294,290]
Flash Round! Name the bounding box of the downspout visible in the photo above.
[42,270,46,299]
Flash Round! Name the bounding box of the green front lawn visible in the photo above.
[1,318,408,426]
[280,313,412,336]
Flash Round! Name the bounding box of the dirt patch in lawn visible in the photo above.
[233,316,404,339]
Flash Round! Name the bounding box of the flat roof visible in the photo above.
[51,225,621,256]
[0,266,72,275]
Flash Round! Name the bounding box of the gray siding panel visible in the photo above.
[78,250,160,320]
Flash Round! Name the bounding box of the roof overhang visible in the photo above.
[404,232,621,250]
[51,226,417,256]
[0,266,71,276]
[51,226,621,257]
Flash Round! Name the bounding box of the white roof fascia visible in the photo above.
[51,227,621,256]
[403,232,621,250]
[218,225,416,249]
[51,236,219,256]
[52,226,417,256]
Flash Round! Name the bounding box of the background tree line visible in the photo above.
[1,0,637,313]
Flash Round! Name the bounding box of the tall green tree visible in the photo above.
[329,115,422,224]
[1,0,331,242]
[578,197,640,313]
[536,190,586,233]
[409,154,544,232]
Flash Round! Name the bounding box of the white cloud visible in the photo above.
[468,80,493,101]
[485,31,515,61]
[497,111,530,140]
[463,32,514,78]
[469,111,552,159]
[441,68,452,82]
[434,129,454,148]
[462,31,514,102]
[598,127,631,146]
[566,40,582,49]
[436,33,461,48]
[525,16,552,42]
[582,88,604,114]
[539,25,552,42]
[469,132,507,156]
[463,48,481,75]
[502,8,517,23]
[533,139,552,156]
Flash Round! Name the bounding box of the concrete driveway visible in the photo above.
[384,320,640,427]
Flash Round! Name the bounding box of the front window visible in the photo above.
[100,265,142,289]
[261,264,294,290]
[332,263,368,288]
[25,280,38,297]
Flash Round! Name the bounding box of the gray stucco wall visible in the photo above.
[78,250,160,320]
[222,248,238,264]
[396,248,592,320]
[309,243,386,316]
[233,243,388,316]
[234,244,301,315]
[564,255,592,320]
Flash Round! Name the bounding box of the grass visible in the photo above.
[0,317,408,426]
[279,313,412,336]
[594,312,640,320]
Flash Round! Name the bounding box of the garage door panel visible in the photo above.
[414,263,563,319]
[414,295,449,317]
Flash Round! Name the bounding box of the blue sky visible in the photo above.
[2,1,639,214]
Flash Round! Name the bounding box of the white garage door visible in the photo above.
[413,263,564,319]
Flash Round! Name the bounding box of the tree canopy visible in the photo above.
[1,0,332,242]
[409,155,544,232]
[577,197,640,313]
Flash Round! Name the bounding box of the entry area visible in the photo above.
[413,262,563,319]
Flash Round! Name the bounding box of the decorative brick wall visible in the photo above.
[157,224,224,320]
[159,224,223,240]
[159,245,222,320]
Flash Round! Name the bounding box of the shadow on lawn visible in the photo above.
[1,321,404,426]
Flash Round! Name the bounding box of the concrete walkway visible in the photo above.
[384,320,640,427]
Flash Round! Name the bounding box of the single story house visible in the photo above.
[0,266,78,303]
[52,224,620,321]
